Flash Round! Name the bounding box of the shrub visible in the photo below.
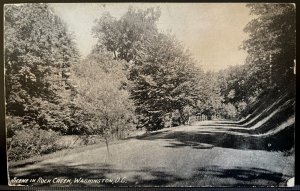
[220,103,238,119]
[7,128,61,161]
[6,115,23,138]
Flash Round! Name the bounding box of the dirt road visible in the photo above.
[9,120,294,187]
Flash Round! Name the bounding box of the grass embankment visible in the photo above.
[9,130,146,168]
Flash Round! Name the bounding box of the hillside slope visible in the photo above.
[206,90,295,151]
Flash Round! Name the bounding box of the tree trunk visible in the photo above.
[104,117,111,160]
[104,135,111,159]
[179,110,184,125]
[113,51,117,60]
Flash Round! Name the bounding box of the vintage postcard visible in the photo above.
[4,3,295,187]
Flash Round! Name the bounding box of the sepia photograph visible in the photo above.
[4,3,295,187]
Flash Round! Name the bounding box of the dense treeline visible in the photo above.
[5,3,295,161]
[91,7,209,130]
[217,3,295,118]
[5,4,80,133]
[5,4,81,160]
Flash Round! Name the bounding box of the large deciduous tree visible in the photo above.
[5,4,79,133]
[130,34,202,130]
[242,3,296,93]
[92,7,161,63]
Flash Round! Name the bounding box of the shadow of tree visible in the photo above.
[9,163,184,187]
[138,123,294,151]
[178,165,289,187]
[9,162,290,187]
[209,100,294,134]
[165,141,215,149]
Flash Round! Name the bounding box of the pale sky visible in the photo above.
[51,3,253,71]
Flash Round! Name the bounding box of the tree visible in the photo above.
[92,7,161,63]
[70,48,135,153]
[218,65,252,104]
[242,3,296,93]
[5,4,80,133]
[195,71,224,120]
[214,4,296,119]
[130,34,202,130]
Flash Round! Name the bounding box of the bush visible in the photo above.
[220,103,238,119]
[6,115,23,138]
[7,128,61,161]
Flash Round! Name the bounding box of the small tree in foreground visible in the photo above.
[70,49,135,156]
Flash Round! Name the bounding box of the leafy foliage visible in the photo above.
[70,48,135,138]
[8,128,61,161]
[130,34,202,130]
[195,71,224,119]
[242,3,295,93]
[92,7,161,62]
[5,4,80,133]
[93,8,205,130]
[217,4,296,118]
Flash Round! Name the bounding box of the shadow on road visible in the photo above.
[205,99,294,134]
[184,165,289,187]
[9,163,289,187]
[137,123,294,151]
[9,163,183,187]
